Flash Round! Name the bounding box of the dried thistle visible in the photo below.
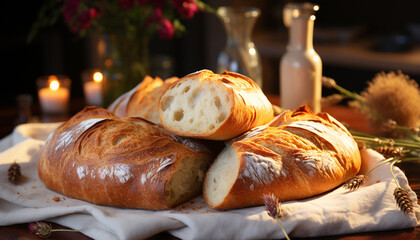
[393,187,414,215]
[342,175,366,191]
[361,71,420,135]
[263,193,290,240]
[29,221,79,238]
[264,193,283,219]
[29,222,53,238]
[373,146,404,159]
[8,161,21,184]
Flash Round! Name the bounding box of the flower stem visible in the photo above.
[276,219,290,240]
[351,132,420,150]
[395,126,420,143]
[389,160,401,188]
[333,84,362,101]
[365,158,395,176]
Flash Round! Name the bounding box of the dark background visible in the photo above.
[1,0,420,113]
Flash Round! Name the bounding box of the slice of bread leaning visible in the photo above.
[158,70,274,140]
[203,105,361,210]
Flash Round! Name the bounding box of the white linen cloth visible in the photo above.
[0,122,419,240]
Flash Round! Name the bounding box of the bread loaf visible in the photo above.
[108,76,178,124]
[158,70,274,140]
[38,106,213,210]
[203,105,361,210]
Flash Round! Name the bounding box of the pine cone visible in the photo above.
[8,161,21,184]
[393,187,414,215]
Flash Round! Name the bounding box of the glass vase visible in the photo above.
[101,34,150,107]
[216,6,263,88]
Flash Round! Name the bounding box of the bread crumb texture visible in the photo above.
[160,72,232,134]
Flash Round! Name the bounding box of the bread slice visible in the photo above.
[38,106,213,210]
[108,76,178,124]
[158,70,274,140]
[203,105,361,210]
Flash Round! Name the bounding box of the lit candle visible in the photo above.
[83,71,103,106]
[38,76,70,114]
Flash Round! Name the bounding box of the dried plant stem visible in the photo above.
[329,83,381,119]
[325,77,420,142]
[365,156,419,179]
[395,126,420,143]
[276,219,290,240]
[351,129,420,150]
[389,160,401,188]
[365,158,395,177]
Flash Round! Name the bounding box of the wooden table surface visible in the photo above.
[0,97,419,240]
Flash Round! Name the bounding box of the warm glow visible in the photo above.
[249,47,256,55]
[49,80,60,91]
[292,9,299,18]
[93,72,103,83]
[313,5,319,11]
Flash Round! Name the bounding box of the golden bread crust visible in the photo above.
[204,105,361,209]
[38,106,213,209]
[158,70,274,140]
[108,76,178,124]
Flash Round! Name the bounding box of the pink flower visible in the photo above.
[181,1,199,19]
[68,8,98,33]
[172,0,199,19]
[159,18,174,39]
[81,8,98,30]
[29,222,52,238]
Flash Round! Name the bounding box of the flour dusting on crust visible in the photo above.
[55,118,106,151]
[77,164,133,183]
[141,155,175,185]
[240,153,286,187]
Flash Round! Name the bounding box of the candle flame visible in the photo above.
[93,72,103,83]
[49,80,60,91]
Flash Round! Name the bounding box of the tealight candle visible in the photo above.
[37,75,71,114]
[82,69,103,106]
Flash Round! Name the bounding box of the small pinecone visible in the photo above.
[393,187,414,215]
[8,162,21,184]
[342,175,366,191]
[373,146,404,159]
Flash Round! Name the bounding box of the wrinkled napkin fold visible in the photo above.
[0,123,419,240]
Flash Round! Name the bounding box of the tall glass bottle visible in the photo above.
[280,3,322,113]
[217,7,263,88]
